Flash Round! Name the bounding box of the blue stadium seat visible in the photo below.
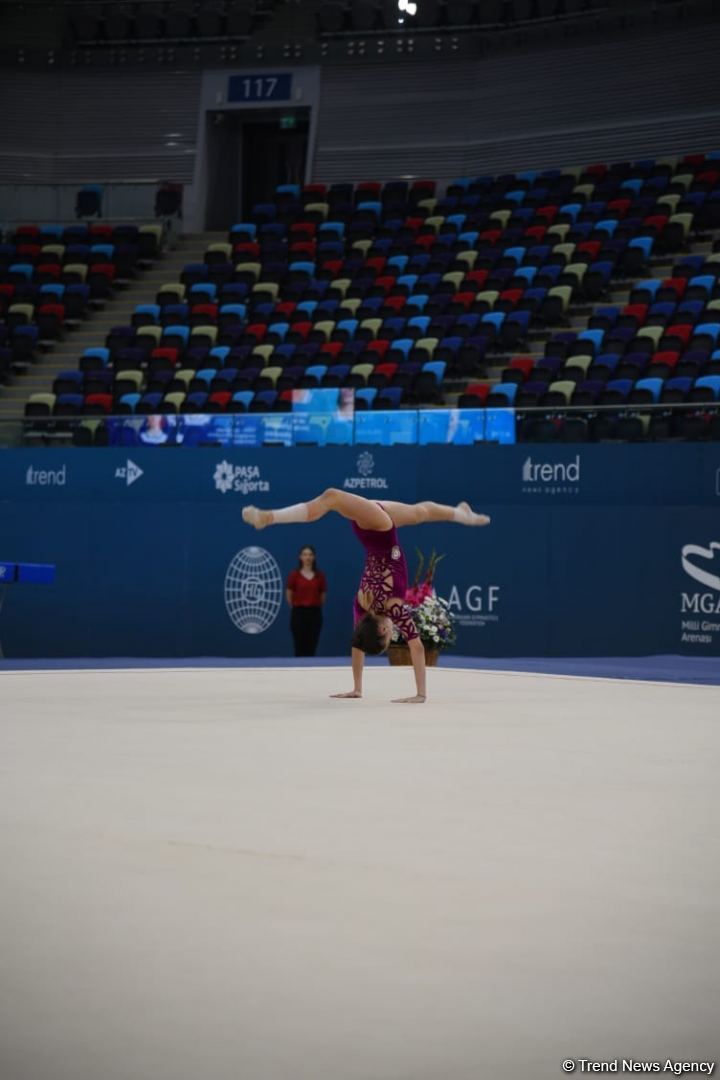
[633,378,663,402]
[355,388,377,407]
[694,375,720,399]
[488,382,517,404]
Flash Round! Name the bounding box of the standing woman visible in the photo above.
[286,545,327,657]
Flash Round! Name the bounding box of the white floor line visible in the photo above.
[1,662,718,689]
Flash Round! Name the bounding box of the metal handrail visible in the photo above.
[4,400,718,421]
[1,401,717,426]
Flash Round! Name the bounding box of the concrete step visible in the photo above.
[181,231,226,241]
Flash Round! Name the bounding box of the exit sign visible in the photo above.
[228,74,293,102]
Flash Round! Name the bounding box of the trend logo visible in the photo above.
[522,454,580,484]
[115,459,144,487]
[25,464,67,487]
[681,542,720,592]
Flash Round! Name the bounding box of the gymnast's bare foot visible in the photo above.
[242,506,272,530]
[457,501,491,526]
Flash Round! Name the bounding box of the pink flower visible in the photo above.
[405,583,435,606]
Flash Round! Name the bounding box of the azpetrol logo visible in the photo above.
[357,452,374,477]
[214,461,270,496]
[343,451,388,491]
[115,459,144,487]
[521,454,580,496]
[680,541,720,645]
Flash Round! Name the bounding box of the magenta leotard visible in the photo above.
[351,510,418,642]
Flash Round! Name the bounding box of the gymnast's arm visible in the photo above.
[392,636,427,704]
[330,648,364,699]
[387,603,426,704]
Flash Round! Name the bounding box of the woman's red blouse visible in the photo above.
[287,570,327,608]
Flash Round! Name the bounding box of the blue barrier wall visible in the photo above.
[1,444,719,658]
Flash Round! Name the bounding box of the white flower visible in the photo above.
[405,589,457,651]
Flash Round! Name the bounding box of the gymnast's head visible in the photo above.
[352,613,393,655]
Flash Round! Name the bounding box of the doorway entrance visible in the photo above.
[204,108,310,229]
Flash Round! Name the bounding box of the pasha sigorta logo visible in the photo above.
[213,461,270,496]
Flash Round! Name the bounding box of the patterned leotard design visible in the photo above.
[351,510,418,642]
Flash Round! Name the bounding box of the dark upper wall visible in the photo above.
[1,16,719,193]
[313,20,720,184]
[0,69,200,184]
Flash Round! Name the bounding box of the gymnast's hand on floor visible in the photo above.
[391,694,426,704]
[330,690,362,699]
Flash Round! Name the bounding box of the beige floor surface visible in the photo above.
[1,665,719,1080]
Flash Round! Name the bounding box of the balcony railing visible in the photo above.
[3,402,719,450]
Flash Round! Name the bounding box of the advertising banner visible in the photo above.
[1,445,718,658]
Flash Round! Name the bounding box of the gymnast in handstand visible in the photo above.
[242,490,490,704]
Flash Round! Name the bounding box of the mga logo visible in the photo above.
[682,541,720,592]
[521,454,580,495]
[680,541,720,644]
[214,461,270,496]
[115,459,144,487]
[343,451,388,491]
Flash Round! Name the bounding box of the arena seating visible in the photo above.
[19,153,720,440]
[317,0,590,34]
[1,223,163,385]
[68,2,258,44]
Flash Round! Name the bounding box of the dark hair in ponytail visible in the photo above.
[351,613,387,655]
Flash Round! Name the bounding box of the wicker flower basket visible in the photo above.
[387,643,440,667]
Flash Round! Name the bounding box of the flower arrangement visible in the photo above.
[392,548,457,653]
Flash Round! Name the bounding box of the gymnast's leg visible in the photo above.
[378,499,491,528]
[242,488,391,531]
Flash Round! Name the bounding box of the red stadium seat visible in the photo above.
[509,357,535,379]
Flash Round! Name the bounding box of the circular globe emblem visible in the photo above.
[224,546,283,634]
